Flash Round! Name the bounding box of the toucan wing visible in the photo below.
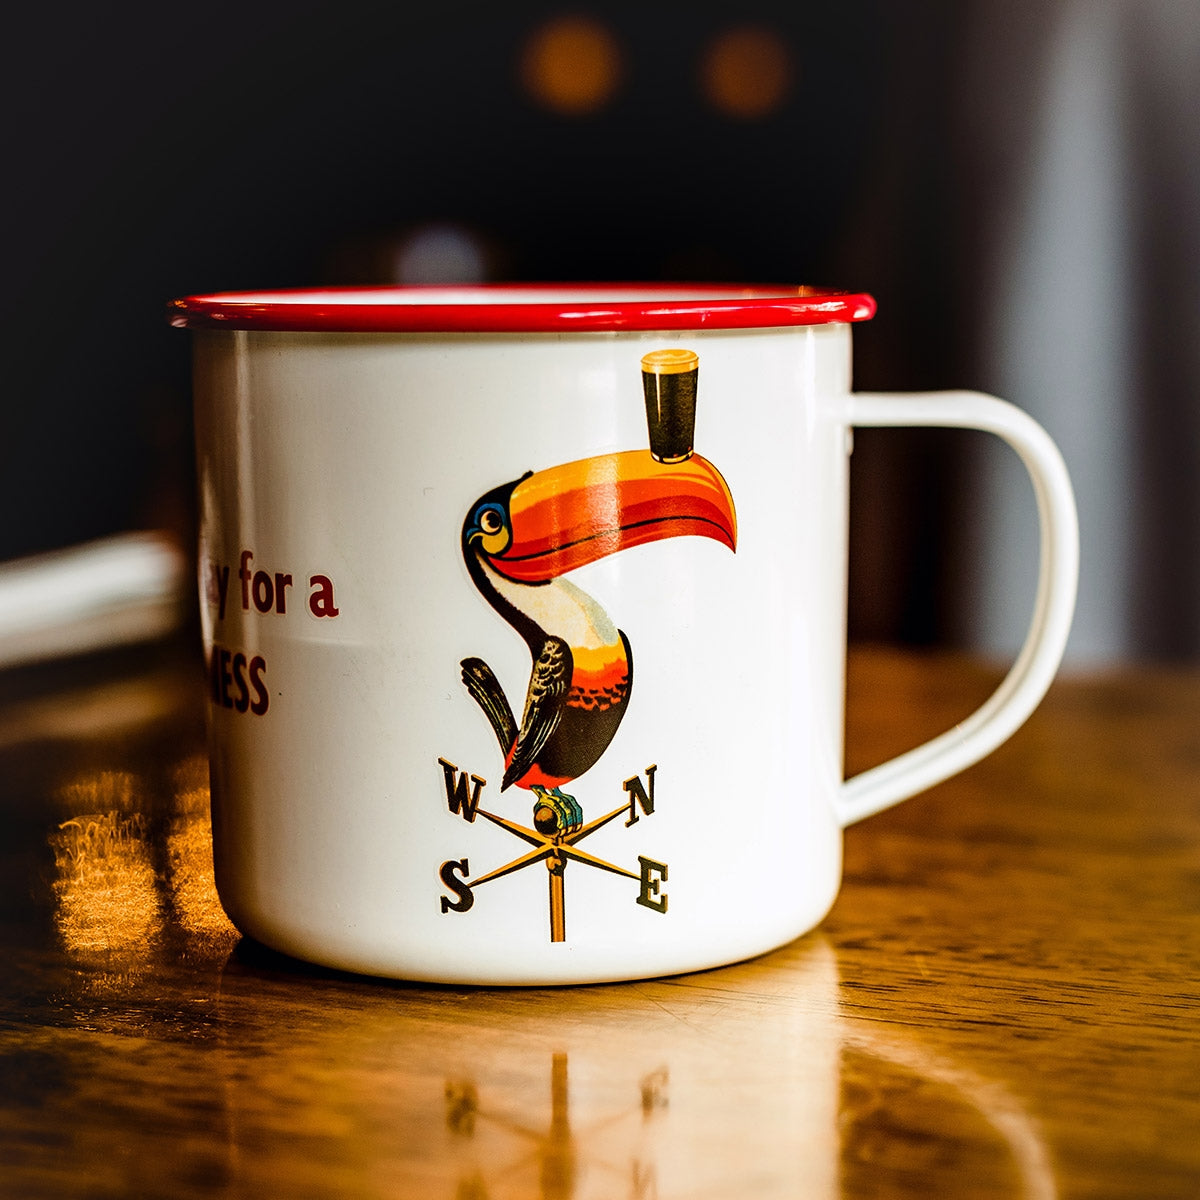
[460,657,517,752]
[502,637,571,790]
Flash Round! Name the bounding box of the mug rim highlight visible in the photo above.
[167,283,877,334]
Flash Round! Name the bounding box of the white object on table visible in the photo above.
[0,532,187,669]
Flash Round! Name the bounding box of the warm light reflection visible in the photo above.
[208,934,1058,1198]
[51,809,161,956]
[216,939,840,1198]
[169,755,237,945]
[447,1053,582,1200]
[700,26,792,118]
[51,760,235,964]
[172,753,210,797]
[520,16,622,115]
[58,768,138,813]
[841,1027,1058,1200]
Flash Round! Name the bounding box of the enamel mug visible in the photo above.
[169,285,1078,985]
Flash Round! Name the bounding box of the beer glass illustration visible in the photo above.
[642,349,699,463]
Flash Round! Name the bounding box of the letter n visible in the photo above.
[624,763,658,826]
[438,757,485,823]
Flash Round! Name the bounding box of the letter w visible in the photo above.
[438,757,486,823]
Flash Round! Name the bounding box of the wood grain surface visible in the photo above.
[0,642,1196,1199]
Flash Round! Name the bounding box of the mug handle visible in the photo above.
[836,391,1079,827]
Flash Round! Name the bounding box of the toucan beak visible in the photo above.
[493,450,737,583]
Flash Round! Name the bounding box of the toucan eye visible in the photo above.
[478,507,504,535]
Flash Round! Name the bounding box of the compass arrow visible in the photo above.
[562,802,631,845]
[557,843,640,881]
[475,808,548,848]
[469,844,556,888]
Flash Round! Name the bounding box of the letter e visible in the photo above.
[637,856,668,914]
[218,647,234,709]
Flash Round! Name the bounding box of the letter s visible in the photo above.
[249,655,269,715]
[439,859,474,913]
[231,652,250,713]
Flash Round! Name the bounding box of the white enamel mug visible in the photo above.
[170,285,1078,985]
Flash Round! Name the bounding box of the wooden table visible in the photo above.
[1,642,1196,1199]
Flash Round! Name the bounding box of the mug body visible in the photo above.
[184,288,869,984]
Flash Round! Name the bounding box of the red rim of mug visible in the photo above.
[166,284,877,333]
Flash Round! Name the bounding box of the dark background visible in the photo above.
[3,2,1196,661]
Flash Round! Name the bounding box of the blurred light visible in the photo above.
[520,15,622,115]
[172,753,210,798]
[394,224,489,284]
[0,532,186,670]
[169,755,237,945]
[168,811,235,944]
[701,26,792,119]
[51,808,161,956]
[51,762,235,964]
[58,769,138,813]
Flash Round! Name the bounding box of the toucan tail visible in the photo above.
[460,657,517,753]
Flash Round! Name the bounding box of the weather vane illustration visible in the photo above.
[445,1052,669,1200]
[438,349,737,942]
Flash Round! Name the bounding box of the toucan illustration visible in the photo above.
[460,450,737,834]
